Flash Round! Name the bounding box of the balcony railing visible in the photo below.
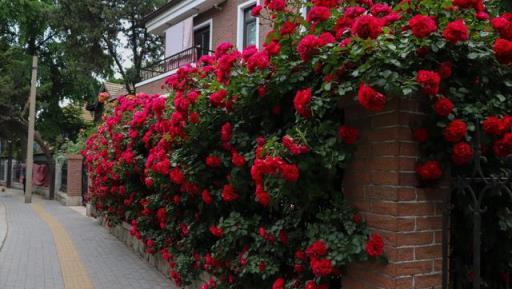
[140,46,213,81]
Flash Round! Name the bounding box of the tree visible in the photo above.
[0,0,99,197]
[56,0,166,94]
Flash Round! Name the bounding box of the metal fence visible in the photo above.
[443,123,512,289]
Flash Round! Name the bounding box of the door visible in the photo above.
[194,25,210,58]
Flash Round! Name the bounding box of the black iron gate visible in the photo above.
[443,123,512,289]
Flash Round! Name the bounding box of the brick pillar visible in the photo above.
[342,97,445,289]
[65,154,83,205]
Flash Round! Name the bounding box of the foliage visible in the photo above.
[84,0,512,288]
[55,0,167,94]
[0,0,98,153]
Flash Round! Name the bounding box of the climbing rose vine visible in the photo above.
[84,0,512,288]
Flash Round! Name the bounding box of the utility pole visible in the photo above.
[6,140,13,188]
[25,55,38,204]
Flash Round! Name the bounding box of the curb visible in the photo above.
[0,200,7,252]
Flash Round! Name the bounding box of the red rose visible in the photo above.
[294,88,313,118]
[352,213,362,224]
[297,35,322,61]
[272,278,285,289]
[265,0,286,11]
[310,258,333,277]
[417,70,441,95]
[206,155,222,167]
[494,38,512,65]
[438,61,453,79]
[409,15,437,38]
[280,21,297,35]
[264,41,281,56]
[305,281,318,289]
[251,5,263,16]
[209,89,227,107]
[282,135,310,155]
[483,116,505,136]
[247,51,270,72]
[416,160,443,181]
[231,151,246,167]
[221,122,233,143]
[493,133,512,157]
[201,189,213,205]
[312,0,338,8]
[259,261,266,272]
[365,233,384,257]
[434,97,454,117]
[443,20,469,44]
[256,190,271,206]
[452,142,474,166]
[307,6,331,23]
[370,3,392,17]
[452,0,484,11]
[413,128,429,143]
[443,119,468,142]
[491,16,512,40]
[306,240,328,258]
[209,226,224,238]
[357,83,386,112]
[280,163,300,182]
[338,125,359,144]
[222,184,239,202]
[169,168,185,184]
[351,15,383,39]
[503,115,512,130]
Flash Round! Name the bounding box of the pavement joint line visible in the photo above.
[31,202,96,289]
[0,198,7,252]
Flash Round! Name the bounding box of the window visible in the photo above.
[237,1,259,50]
[243,6,257,48]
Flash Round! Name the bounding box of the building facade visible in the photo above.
[136,0,272,95]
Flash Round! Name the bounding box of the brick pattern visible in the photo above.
[66,155,83,198]
[136,79,167,95]
[342,97,445,289]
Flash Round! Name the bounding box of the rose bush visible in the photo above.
[84,0,512,288]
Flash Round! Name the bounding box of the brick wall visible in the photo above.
[194,0,272,50]
[66,154,83,198]
[342,97,445,289]
[136,78,167,95]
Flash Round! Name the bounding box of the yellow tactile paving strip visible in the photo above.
[31,203,96,289]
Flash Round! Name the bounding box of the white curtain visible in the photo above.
[182,17,194,49]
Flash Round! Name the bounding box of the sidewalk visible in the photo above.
[0,188,176,289]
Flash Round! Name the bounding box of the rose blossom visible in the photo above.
[409,15,437,38]
[443,119,468,143]
[358,83,386,112]
[451,142,474,166]
[351,15,383,39]
[434,97,454,117]
[365,233,384,257]
[338,125,359,144]
[443,20,469,44]
[417,70,441,95]
[416,160,443,181]
[294,88,313,118]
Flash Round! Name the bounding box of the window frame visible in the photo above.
[237,0,260,50]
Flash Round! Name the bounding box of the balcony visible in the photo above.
[140,46,212,82]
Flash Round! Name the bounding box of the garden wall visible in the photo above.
[342,97,445,289]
